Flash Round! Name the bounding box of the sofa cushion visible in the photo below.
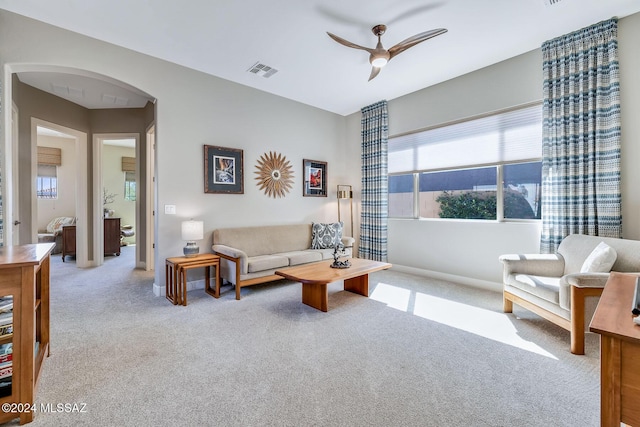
[310,248,336,260]
[305,246,353,261]
[580,242,617,273]
[509,274,560,305]
[247,255,289,273]
[276,251,322,266]
[214,224,312,257]
[311,222,343,249]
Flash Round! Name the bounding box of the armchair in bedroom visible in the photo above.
[37,216,76,254]
[499,234,640,355]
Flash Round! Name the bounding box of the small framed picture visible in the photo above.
[303,159,327,197]
[204,145,244,194]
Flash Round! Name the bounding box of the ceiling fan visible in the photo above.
[327,24,447,81]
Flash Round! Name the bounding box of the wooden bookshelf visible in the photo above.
[589,272,640,427]
[0,243,53,425]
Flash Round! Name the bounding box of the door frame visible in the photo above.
[93,133,140,266]
[145,124,156,271]
[10,102,19,245]
[31,118,90,267]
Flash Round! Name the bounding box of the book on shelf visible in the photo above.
[0,343,12,356]
[0,324,12,338]
[0,364,12,380]
[0,297,13,313]
[0,376,11,398]
[0,311,12,327]
[0,354,12,365]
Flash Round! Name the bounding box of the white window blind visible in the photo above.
[389,104,542,174]
[37,164,57,177]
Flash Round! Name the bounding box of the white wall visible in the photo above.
[36,135,76,230]
[0,10,357,289]
[346,12,640,288]
[102,144,135,244]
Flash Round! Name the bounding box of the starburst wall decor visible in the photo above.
[254,151,294,198]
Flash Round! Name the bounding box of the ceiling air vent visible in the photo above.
[543,0,563,6]
[247,62,278,78]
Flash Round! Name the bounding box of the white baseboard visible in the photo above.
[389,265,502,293]
[152,267,502,296]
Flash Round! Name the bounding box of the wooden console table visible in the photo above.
[589,272,640,427]
[165,254,220,306]
[0,243,53,424]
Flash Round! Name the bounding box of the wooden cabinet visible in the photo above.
[104,217,121,257]
[62,218,121,261]
[0,243,53,424]
[61,225,76,262]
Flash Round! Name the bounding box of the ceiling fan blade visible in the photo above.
[327,32,375,54]
[368,67,381,81]
[388,28,447,59]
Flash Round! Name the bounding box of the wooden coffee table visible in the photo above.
[275,258,392,312]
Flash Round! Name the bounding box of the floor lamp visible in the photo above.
[337,184,353,237]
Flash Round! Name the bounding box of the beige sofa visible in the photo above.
[212,223,354,300]
[499,234,640,354]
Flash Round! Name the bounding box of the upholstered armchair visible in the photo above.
[499,234,640,355]
[37,216,76,254]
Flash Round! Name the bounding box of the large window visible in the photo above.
[388,103,542,220]
[36,164,58,199]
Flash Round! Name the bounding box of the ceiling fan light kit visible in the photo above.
[327,23,447,81]
[370,56,388,68]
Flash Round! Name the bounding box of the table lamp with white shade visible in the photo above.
[181,219,204,257]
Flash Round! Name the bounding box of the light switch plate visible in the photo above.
[164,205,176,215]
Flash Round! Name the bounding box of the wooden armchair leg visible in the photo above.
[570,319,585,355]
[570,285,605,355]
[235,261,242,300]
[571,285,586,355]
[503,294,513,313]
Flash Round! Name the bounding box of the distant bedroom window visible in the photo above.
[388,103,542,220]
[124,171,136,201]
[36,164,58,199]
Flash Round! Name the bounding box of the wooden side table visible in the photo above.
[165,254,220,306]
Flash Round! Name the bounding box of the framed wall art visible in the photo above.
[255,151,294,198]
[204,145,244,194]
[303,159,327,197]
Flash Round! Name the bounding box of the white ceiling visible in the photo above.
[2,0,640,116]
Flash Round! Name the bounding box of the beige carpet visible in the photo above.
[10,247,600,426]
